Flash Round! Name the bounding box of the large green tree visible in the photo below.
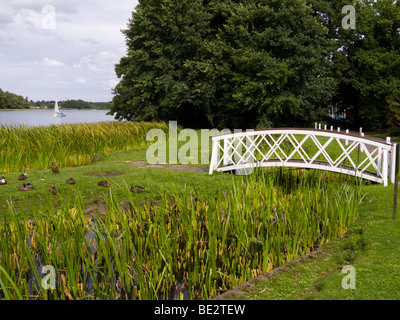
[0,89,30,110]
[322,0,400,130]
[111,0,337,129]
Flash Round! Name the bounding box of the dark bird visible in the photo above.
[48,184,59,195]
[130,185,146,193]
[18,174,27,181]
[0,177,7,185]
[51,162,59,175]
[66,178,76,184]
[19,183,34,191]
[98,181,110,187]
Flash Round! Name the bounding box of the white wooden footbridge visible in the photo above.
[209,126,398,186]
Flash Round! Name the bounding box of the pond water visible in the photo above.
[0,109,117,127]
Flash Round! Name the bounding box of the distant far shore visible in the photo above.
[0,108,111,111]
[0,108,33,111]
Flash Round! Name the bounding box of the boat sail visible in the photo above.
[54,98,66,117]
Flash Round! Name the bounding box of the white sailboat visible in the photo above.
[54,98,66,117]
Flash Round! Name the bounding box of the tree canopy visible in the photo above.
[111,0,400,131]
[0,89,30,110]
[332,0,400,131]
[61,99,92,109]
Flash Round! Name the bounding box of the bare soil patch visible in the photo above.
[85,172,123,177]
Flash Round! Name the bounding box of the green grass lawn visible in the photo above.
[221,183,400,300]
[0,145,236,219]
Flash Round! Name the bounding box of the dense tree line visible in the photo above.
[60,100,112,110]
[111,0,400,132]
[0,89,30,109]
[32,100,112,110]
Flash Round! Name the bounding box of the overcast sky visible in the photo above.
[0,0,139,102]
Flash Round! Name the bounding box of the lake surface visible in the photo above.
[0,109,117,127]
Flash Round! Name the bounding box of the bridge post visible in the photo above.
[223,138,230,166]
[209,140,219,175]
[393,143,399,220]
[391,142,397,184]
[382,148,389,187]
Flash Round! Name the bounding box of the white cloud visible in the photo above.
[0,0,139,102]
[10,0,83,13]
[36,57,65,67]
[73,51,119,73]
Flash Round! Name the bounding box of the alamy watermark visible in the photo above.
[41,5,56,30]
[146,121,252,160]
[41,265,56,290]
[342,5,356,30]
[342,265,356,290]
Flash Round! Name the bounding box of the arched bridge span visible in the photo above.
[209,128,397,186]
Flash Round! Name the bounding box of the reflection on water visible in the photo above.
[0,109,117,127]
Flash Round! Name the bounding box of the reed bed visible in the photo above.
[0,121,168,173]
[0,169,364,300]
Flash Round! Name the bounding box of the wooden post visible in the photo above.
[393,143,399,220]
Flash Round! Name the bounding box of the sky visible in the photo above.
[0,0,139,102]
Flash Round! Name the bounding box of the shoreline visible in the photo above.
[0,108,33,111]
[0,108,111,111]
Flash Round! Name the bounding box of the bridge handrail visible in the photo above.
[209,127,396,187]
[211,128,392,149]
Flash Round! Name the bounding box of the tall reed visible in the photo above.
[0,169,364,300]
[0,121,168,173]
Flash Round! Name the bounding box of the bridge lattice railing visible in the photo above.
[209,128,396,186]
